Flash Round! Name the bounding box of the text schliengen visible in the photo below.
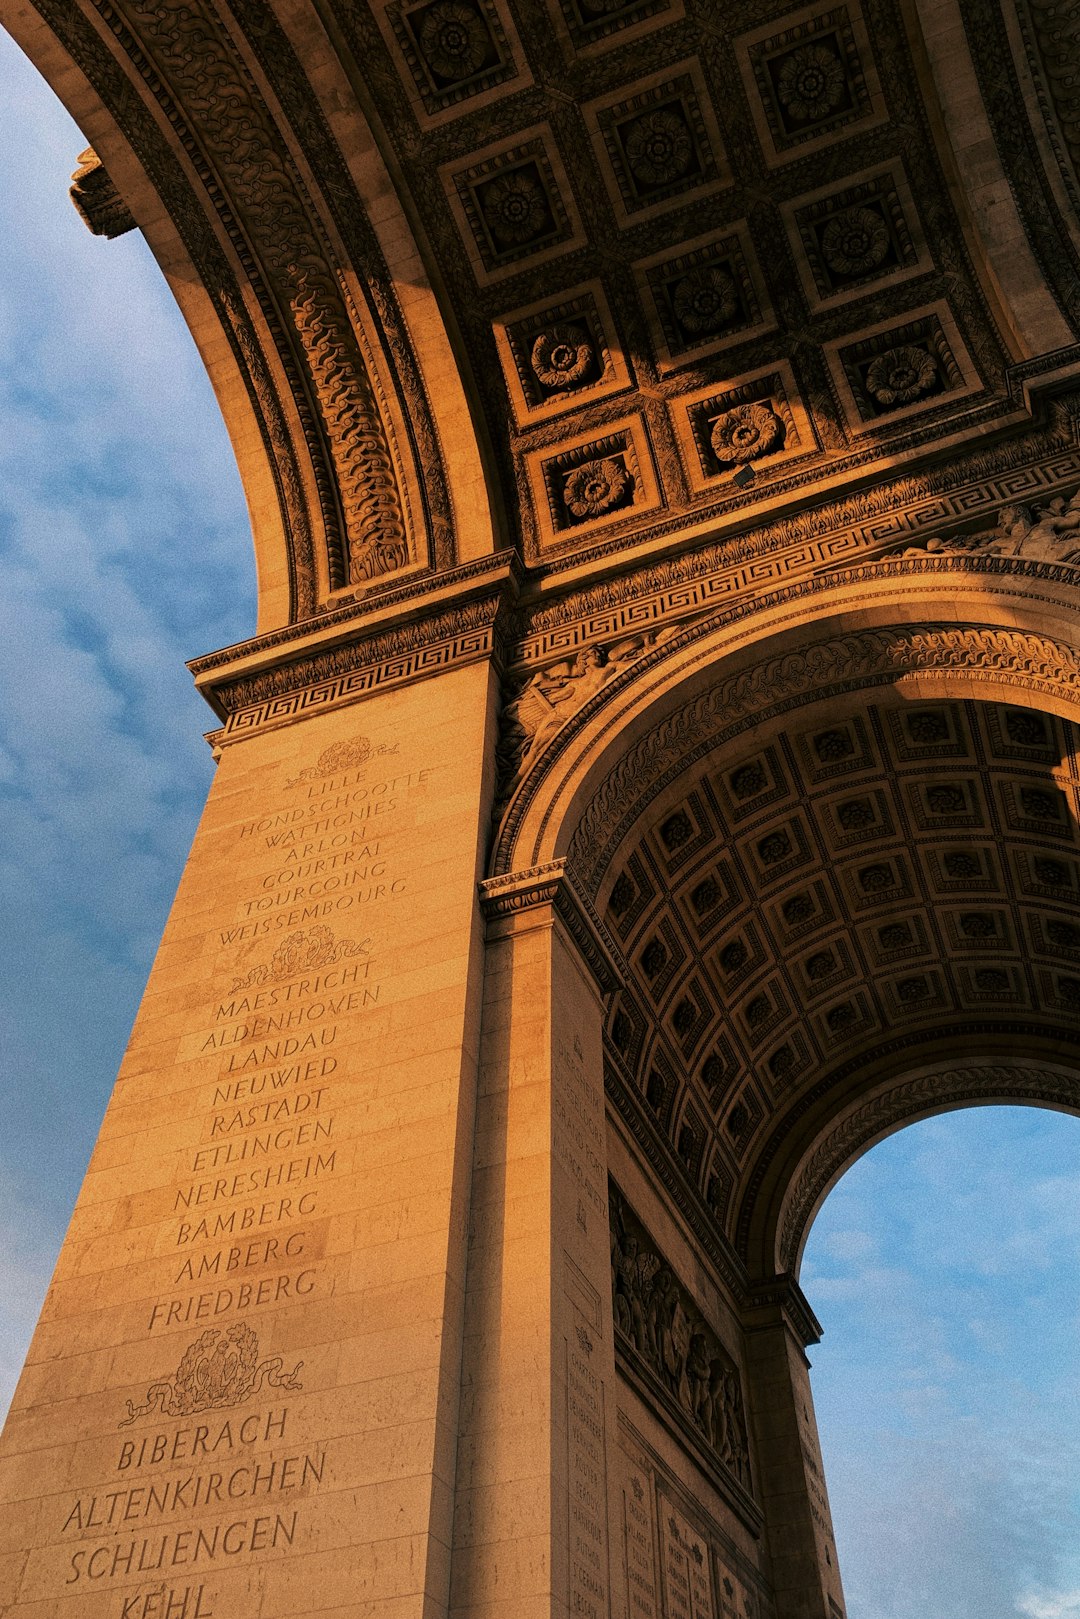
[65,1510,297,1582]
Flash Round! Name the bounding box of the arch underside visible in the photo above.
[7,0,1080,1324]
[494,572,1080,1298]
[7,0,1080,641]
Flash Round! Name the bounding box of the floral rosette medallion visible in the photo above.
[710,401,784,464]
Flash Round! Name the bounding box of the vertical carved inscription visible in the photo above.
[659,1498,715,1619]
[32,738,437,1614]
[567,1319,609,1619]
[621,1463,659,1619]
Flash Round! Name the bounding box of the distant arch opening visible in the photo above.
[801,1104,1080,1619]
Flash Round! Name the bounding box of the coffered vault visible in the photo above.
[4,4,1080,1619]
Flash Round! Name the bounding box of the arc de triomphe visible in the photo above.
[4,4,1080,1617]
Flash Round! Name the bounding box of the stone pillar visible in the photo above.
[0,654,498,1619]
[452,864,622,1619]
[741,1278,845,1619]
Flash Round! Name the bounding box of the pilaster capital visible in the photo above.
[478,859,625,994]
[741,1272,823,1350]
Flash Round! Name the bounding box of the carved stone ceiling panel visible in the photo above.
[23,0,1080,614]
[316,0,1080,567]
[594,696,1080,1245]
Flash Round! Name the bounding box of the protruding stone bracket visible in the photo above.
[742,1273,823,1353]
[479,858,626,995]
[69,148,136,238]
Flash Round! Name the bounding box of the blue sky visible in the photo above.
[805,1107,1080,1619]
[2,26,1079,1619]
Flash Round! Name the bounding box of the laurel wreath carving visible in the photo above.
[119,1324,303,1426]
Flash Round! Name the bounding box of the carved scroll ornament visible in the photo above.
[114,0,413,586]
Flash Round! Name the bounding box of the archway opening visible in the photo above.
[0,31,253,1416]
[802,1105,1080,1619]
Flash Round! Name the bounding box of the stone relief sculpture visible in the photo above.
[900,488,1080,563]
[610,1185,751,1493]
[496,626,678,798]
[285,734,398,787]
[230,925,370,991]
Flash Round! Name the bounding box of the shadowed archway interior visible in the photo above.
[593,697,1080,1274]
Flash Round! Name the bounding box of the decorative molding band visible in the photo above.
[776,1062,1080,1274]
[188,552,521,678]
[479,858,625,994]
[516,450,1080,666]
[204,598,505,744]
[105,0,414,587]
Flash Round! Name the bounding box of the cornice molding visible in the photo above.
[741,1273,823,1350]
[195,555,519,741]
[478,858,624,994]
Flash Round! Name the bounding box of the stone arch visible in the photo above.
[493,556,1080,880]
[491,555,1080,1302]
[769,1059,1080,1280]
[0,1,498,629]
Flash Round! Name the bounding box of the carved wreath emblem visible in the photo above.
[286,734,398,787]
[119,1325,303,1426]
[231,925,370,992]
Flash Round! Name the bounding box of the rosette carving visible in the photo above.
[710,402,783,464]
[865,344,938,406]
[672,265,738,335]
[482,169,550,245]
[821,205,889,275]
[564,457,631,519]
[623,107,694,188]
[775,42,847,122]
[530,326,595,391]
[417,1,491,81]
